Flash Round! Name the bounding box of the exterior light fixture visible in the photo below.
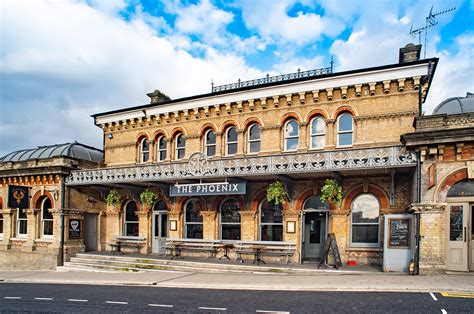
[108,133,113,139]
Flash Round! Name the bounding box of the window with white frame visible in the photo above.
[204,129,216,157]
[41,197,53,238]
[220,198,241,240]
[351,194,380,246]
[226,127,238,155]
[310,116,325,149]
[185,199,203,239]
[124,201,139,237]
[284,120,299,151]
[175,133,186,160]
[247,124,261,154]
[260,199,283,241]
[140,138,150,163]
[17,208,27,238]
[0,213,3,239]
[337,113,353,147]
[157,136,167,161]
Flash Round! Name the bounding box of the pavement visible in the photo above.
[1,269,473,293]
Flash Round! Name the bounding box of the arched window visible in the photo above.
[124,201,139,237]
[175,133,186,160]
[0,200,3,238]
[140,138,150,163]
[185,199,203,239]
[284,120,299,151]
[220,198,241,240]
[153,200,168,239]
[17,208,27,238]
[260,200,283,241]
[337,113,353,147]
[157,136,167,161]
[351,194,380,246]
[247,124,261,154]
[204,129,216,157]
[226,127,238,155]
[40,197,53,238]
[310,116,325,149]
[303,195,328,210]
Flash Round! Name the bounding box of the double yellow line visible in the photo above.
[440,292,474,299]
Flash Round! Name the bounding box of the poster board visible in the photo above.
[318,233,342,270]
[388,218,411,248]
[68,219,82,239]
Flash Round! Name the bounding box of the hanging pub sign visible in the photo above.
[8,185,29,209]
[170,181,246,197]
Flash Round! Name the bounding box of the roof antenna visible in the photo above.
[409,5,456,59]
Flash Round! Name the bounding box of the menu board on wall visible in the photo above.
[388,218,411,248]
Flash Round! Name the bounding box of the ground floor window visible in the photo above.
[260,200,283,241]
[220,198,241,240]
[351,194,380,246]
[17,209,27,238]
[40,197,53,238]
[0,214,3,237]
[185,199,203,239]
[124,201,139,236]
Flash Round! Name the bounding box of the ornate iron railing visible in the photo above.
[65,146,415,186]
[212,66,332,93]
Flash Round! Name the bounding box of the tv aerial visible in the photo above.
[409,5,456,58]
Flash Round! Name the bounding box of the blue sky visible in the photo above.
[1,0,473,155]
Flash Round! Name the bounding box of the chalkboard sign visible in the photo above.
[388,218,411,248]
[68,219,82,239]
[318,233,343,270]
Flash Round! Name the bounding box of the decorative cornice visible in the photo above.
[1,175,61,187]
[354,111,417,121]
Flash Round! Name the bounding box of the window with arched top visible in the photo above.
[351,194,380,246]
[247,124,261,154]
[204,129,216,157]
[40,197,53,238]
[226,127,238,155]
[140,138,150,163]
[0,200,3,238]
[310,116,325,149]
[220,198,241,240]
[124,201,139,237]
[284,120,299,151]
[185,199,203,239]
[175,133,186,160]
[303,195,328,210]
[17,207,27,238]
[157,136,167,161]
[260,199,283,241]
[337,113,353,147]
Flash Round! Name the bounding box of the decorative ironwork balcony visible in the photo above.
[212,66,333,93]
[65,146,415,186]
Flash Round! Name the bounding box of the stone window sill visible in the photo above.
[346,247,383,252]
[10,237,27,241]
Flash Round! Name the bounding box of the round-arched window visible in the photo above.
[41,197,53,237]
[260,200,283,241]
[310,116,325,149]
[337,113,353,147]
[284,120,299,151]
[157,136,167,161]
[175,133,186,160]
[303,195,328,210]
[185,199,203,239]
[351,194,380,246]
[124,201,139,237]
[220,198,241,240]
[204,129,216,157]
[226,127,238,155]
[140,138,150,163]
[247,124,261,154]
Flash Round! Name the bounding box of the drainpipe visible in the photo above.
[59,176,65,266]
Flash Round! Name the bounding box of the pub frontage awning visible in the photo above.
[65,145,415,186]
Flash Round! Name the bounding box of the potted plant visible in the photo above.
[266,180,288,205]
[320,178,342,209]
[140,190,158,212]
[105,189,122,212]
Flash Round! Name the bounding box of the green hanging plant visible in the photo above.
[320,179,342,205]
[266,180,288,205]
[140,190,158,209]
[105,189,122,207]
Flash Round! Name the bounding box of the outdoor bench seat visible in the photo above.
[235,240,296,264]
[165,239,222,259]
[109,236,146,254]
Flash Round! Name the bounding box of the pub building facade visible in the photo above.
[61,44,438,267]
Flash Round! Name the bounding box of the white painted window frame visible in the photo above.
[247,124,261,154]
[336,112,353,148]
[219,198,241,240]
[204,129,217,157]
[309,116,326,150]
[140,138,150,163]
[225,127,238,156]
[17,208,27,238]
[350,193,381,248]
[175,134,186,160]
[283,120,299,152]
[156,136,167,162]
[41,197,53,239]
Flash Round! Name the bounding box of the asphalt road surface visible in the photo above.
[0,283,472,313]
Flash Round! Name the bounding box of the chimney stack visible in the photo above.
[147,89,171,104]
[399,43,422,63]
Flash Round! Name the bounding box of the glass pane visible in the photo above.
[228,143,237,155]
[142,139,149,151]
[304,196,328,210]
[352,225,378,243]
[206,145,216,157]
[450,205,463,241]
[154,215,159,237]
[142,152,149,162]
[126,202,138,222]
[19,220,27,235]
[153,200,167,211]
[249,125,260,140]
[311,135,325,149]
[338,113,352,131]
[206,130,216,144]
[309,219,321,243]
[186,224,203,239]
[176,135,185,148]
[261,201,283,223]
[159,137,166,149]
[126,222,139,236]
[186,200,203,223]
[159,150,166,161]
[0,217,3,234]
[285,120,298,137]
[338,132,352,146]
[285,138,298,150]
[18,209,27,219]
[222,224,240,240]
[161,214,168,237]
[352,194,379,223]
[311,117,325,134]
[250,141,260,153]
[177,148,185,159]
[261,225,283,241]
[227,127,237,142]
[43,220,53,236]
[221,199,240,223]
[42,198,53,219]
[447,180,474,197]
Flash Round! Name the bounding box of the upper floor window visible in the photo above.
[226,127,238,155]
[337,113,353,147]
[140,138,150,163]
[204,129,216,157]
[40,197,53,238]
[175,133,186,160]
[310,116,325,149]
[124,201,138,237]
[247,124,261,154]
[351,194,380,247]
[157,136,167,161]
[284,120,299,151]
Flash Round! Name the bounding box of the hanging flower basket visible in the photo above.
[140,190,158,212]
[320,179,342,209]
[266,180,288,205]
[105,189,122,212]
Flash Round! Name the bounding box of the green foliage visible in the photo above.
[320,179,342,205]
[140,190,158,208]
[106,189,122,207]
[266,180,288,205]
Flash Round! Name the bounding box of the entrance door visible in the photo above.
[470,204,474,271]
[446,203,469,271]
[152,211,168,254]
[84,213,98,252]
[303,212,327,260]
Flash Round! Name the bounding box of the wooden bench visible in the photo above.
[109,236,146,254]
[235,240,296,264]
[165,239,222,259]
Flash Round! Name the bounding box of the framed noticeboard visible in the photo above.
[68,219,82,239]
[388,218,411,248]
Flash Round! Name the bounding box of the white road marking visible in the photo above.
[105,301,128,305]
[148,304,174,308]
[4,297,22,299]
[256,311,290,314]
[68,299,88,302]
[199,307,227,311]
[441,309,447,314]
[430,293,438,301]
[34,298,53,301]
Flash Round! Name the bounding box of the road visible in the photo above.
[0,283,472,313]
